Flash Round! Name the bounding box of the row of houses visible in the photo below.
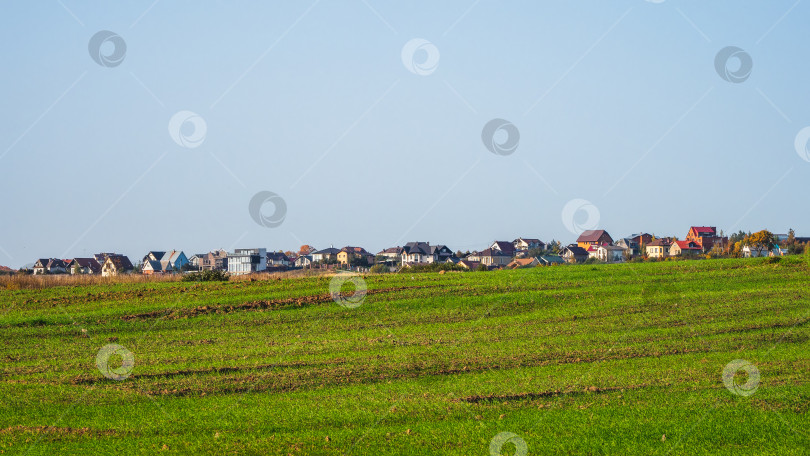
[28,227,803,276]
[33,253,133,276]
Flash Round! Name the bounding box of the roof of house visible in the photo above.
[340,246,372,255]
[673,240,702,250]
[143,260,162,271]
[312,247,341,255]
[690,226,717,235]
[457,260,480,269]
[105,255,134,270]
[165,250,185,263]
[378,247,402,255]
[561,245,589,256]
[509,258,537,267]
[402,242,432,255]
[577,230,611,243]
[46,259,68,269]
[70,258,102,272]
[648,238,673,247]
[514,238,543,245]
[598,245,626,251]
[147,251,166,260]
[539,255,565,263]
[475,248,511,257]
[491,241,516,252]
[267,251,290,261]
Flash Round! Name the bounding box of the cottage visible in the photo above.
[467,248,511,267]
[267,251,291,267]
[400,242,453,265]
[311,247,340,263]
[576,230,613,250]
[512,238,545,252]
[101,255,134,277]
[337,246,374,266]
[646,238,673,259]
[32,258,69,275]
[560,245,589,263]
[294,255,313,268]
[596,245,626,263]
[456,260,481,270]
[538,255,565,266]
[506,258,539,269]
[376,247,403,263]
[670,240,702,257]
[67,258,102,275]
[489,241,516,257]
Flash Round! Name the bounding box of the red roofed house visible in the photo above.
[686,226,728,253]
[576,230,613,250]
[670,240,702,257]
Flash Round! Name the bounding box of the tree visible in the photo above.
[748,230,775,256]
[787,228,796,246]
[299,245,315,255]
[476,262,488,272]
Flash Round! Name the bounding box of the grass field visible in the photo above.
[1,258,808,455]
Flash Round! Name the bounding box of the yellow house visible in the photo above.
[337,246,374,265]
[645,238,673,258]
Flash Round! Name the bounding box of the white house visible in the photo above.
[228,248,267,275]
[596,245,626,263]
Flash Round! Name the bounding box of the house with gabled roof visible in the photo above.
[576,230,613,249]
[506,257,539,269]
[267,251,291,267]
[401,242,453,265]
[538,255,565,266]
[143,251,166,263]
[646,238,673,259]
[376,247,403,263]
[489,241,516,257]
[467,248,511,267]
[513,238,545,252]
[67,258,101,275]
[294,255,313,268]
[685,226,727,252]
[456,259,481,270]
[596,245,627,263]
[142,260,163,275]
[670,240,702,257]
[311,246,340,263]
[560,245,589,263]
[32,258,69,275]
[337,246,374,266]
[101,255,134,277]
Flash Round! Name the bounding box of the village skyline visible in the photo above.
[3,2,810,271]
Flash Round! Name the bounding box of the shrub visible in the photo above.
[369,264,390,274]
[181,270,229,282]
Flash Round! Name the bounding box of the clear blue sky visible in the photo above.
[1,1,808,268]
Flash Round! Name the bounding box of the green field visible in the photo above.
[1,258,808,455]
